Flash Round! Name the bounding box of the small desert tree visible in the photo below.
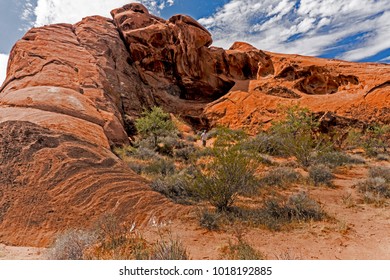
[135,106,176,148]
[270,106,331,167]
[194,147,258,212]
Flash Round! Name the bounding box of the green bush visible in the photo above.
[211,127,248,148]
[193,147,259,212]
[243,132,285,156]
[185,134,198,142]
[345,124,389,157]
[308,164,334,187]
[362,124,389,156]
[135,106,176,148]
[270,106,332,167]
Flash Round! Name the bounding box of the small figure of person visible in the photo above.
[201,130,207,147]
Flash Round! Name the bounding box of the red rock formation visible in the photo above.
[204,52,390,131]
[0,3,389,247]
[0,10,189,247]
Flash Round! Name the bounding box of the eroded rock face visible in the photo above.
[275,65,360,95]
[0,10,191,246]
[204,53,390,131]
[111,3,272,101]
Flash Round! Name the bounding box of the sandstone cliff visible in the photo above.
[0,3,389,246]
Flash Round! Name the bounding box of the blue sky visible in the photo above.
[1,0,390,84]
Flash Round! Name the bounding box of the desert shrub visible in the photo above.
[211,126,248,148]
[50,229,96,260]
[313,151,365,167]
[260,167,302,188]
[174,146,195,161]
[308,164,334,187]
[135,106,176,148]
[93,214,127,247]
[133,146,158,160]
[199,210,222,231]
[86,214,150,260]
[126,161,146,174]
[193,147,259,212]
[144,158,175,177]
[156,135,181,156]
[286,192,325,220]
[85,232,150,260]
[362,124,389,156]
[242,132,285,156]
[361,192,387,207]
[345,129,363,150]
[270,106,332,167]
[113,145,135,159]
[258,192,325,230]
[135,136,156,150]
[222,239,264,260]
[368,166,390,182]
[357,177,390,199]
[345,124,389,156]
[151,236,189,260]
[356,166,390,201]
[151,174,197,204]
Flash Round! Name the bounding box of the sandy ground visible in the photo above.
[0,244,47,260]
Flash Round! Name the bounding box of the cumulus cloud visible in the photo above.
[199,0,390,61]
[0,54,9,86]
[34,0,174,26]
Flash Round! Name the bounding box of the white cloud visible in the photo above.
[0,54,9,86]
[34,0,175,26]
[199,0,390,61]
[340,11,390,61]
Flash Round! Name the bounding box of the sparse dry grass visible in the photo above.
[50,229,96,260]
[260,167,302,188]
[309,164,334,187]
